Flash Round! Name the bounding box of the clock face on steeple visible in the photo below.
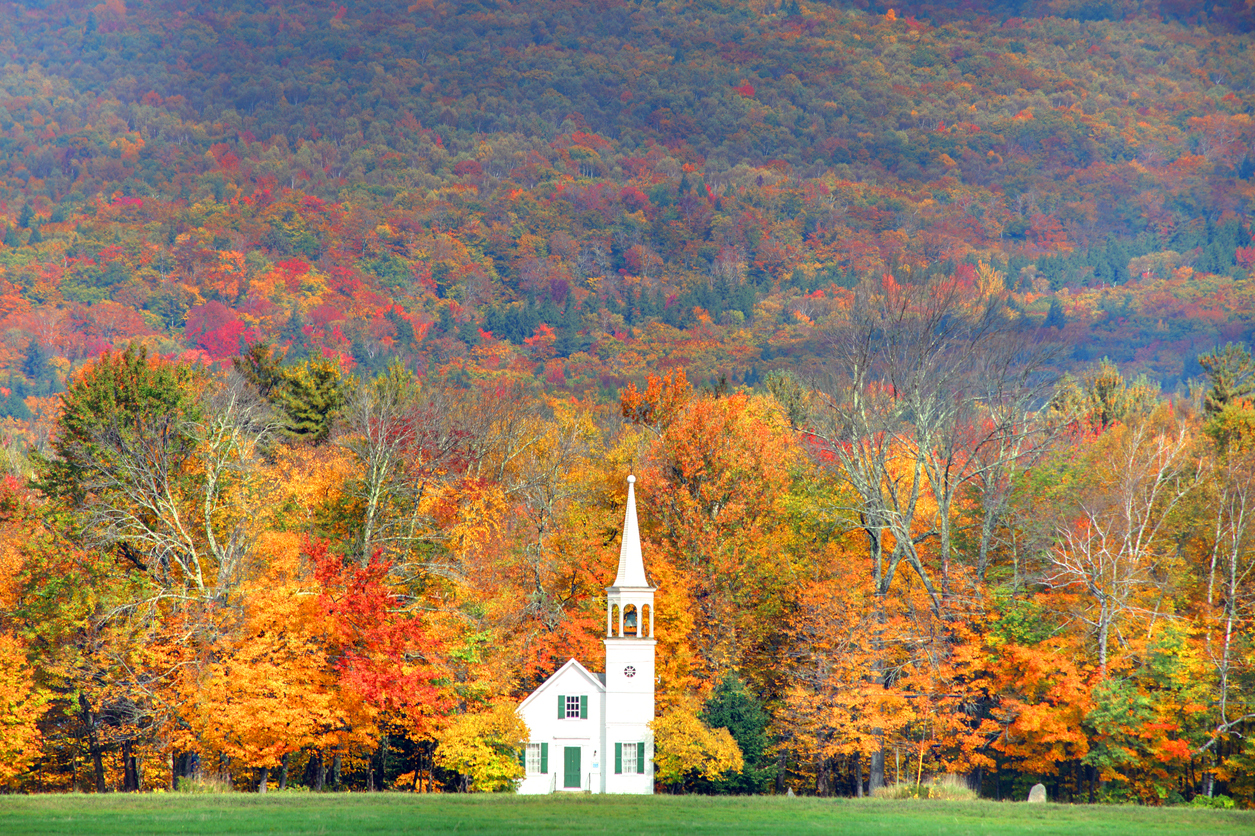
[623,665,636,678]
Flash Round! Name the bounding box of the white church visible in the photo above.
[516,475,656,794]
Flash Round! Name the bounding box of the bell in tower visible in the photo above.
[623,605,638,637]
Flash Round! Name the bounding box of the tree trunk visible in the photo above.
[1098,601,1110,674]
[855,754,864,797]
[258,766,269,793]
[427,741,436,793]
[315,751,327,792]
[376,734,388,792]
[123,739,142,792]
[279,752,289,791]
[78,693,106,793]
[331,748,342,790]
[869,748,886,794]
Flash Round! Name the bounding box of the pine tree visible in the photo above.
[1044,299,1067,329]
[270,357,349,444]
[695,672,776,794]
[1199,343,1254,417]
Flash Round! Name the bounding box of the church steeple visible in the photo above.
[606,475,655,640]
[602,473,656,794]
[612,475,650,589]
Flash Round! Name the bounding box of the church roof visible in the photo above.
[611,475,652,589]
[516,658,605,713]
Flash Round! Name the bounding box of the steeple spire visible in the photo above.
[612,475,650,588]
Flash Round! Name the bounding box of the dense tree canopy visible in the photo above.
[0,0,1251,805]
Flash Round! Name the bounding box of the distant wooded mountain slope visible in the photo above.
[0,0,1250,425]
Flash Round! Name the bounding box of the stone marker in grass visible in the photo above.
[1028,783,1047,803]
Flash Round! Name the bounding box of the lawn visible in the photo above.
[0,793,1251,836]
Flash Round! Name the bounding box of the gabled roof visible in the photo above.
[611,475,652,589]
[517,658,605,712]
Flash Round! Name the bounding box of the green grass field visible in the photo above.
[0,793,1251,836]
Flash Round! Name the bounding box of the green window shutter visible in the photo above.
[541,742,548,773]
[614,743,622,774]
[558,694,565,719]
[518,747,526,769]
[637,742,645,774]
[579,694,588,719]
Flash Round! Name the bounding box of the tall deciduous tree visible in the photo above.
[625,379,803,696]
[808,272,1055,789]
[1195,449,1255,793]
[812,272,1054,613]
[339,362,467,567]
[0,633,43,789]
[35,344,274,600]
[1045,412,1198,673]
[178,532,337,793]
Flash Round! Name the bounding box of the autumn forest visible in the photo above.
[0,0,1253,806]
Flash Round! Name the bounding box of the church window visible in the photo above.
[559,694,587,719]
[621,742,636,773]
[615,742,646,774]
[526,742,548,773]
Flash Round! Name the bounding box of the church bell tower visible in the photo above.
[601,475,656,793]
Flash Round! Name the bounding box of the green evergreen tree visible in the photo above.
[1044,299,1067,329]
[695,672,776,794]
[269,357,349,445]
[1199,343,1254,417]
[32,343,205,509]
[232,341,286,400]
[457,317,482,347]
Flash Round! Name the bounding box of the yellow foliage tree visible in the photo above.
[0,634,45,788]
[433,701,528,792]
[177,532,341,791]
[650,697,744,789]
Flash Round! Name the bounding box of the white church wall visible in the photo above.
[603,637,656,795]
[517,659,605,795]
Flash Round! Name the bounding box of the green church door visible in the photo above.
[563,746,581,789]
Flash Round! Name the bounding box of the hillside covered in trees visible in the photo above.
[0,0,1252,805]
